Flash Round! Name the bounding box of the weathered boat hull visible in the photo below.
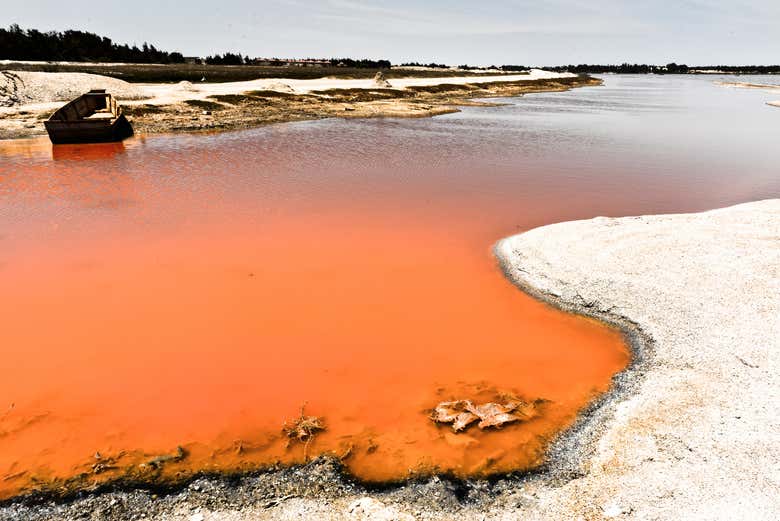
[45,114,133,144]
[44,90,134,144]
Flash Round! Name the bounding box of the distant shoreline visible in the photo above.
[0,71,599,141]
[0,61,516,84]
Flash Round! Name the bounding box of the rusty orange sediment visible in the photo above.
[0,137,629,500]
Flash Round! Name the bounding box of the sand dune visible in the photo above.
[0,70,148,108]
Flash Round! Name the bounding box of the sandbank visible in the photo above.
[0,70,585,140]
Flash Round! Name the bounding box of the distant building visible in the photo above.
[248,58,332,67]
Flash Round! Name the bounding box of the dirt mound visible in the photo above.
[266,82,296,93]
[175,80,197,92]
[0,70,148,107]
[373,71,392,88]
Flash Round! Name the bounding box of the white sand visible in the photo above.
[0,69,573,114]
[496,199,780,520]
[0,71,147,108]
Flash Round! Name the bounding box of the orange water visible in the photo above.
[0,126,632,499]
[6,75,776,498]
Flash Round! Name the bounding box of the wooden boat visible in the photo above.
[45,90,133,144]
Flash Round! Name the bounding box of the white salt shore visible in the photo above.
[495,199,780,520]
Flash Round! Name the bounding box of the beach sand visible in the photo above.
[4,200,777,520]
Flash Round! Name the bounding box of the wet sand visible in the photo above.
[4,200,776,520]
[715,80,780,90]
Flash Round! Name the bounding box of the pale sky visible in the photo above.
[5,0,780,65]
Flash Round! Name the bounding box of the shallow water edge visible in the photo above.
[0,242,653,518]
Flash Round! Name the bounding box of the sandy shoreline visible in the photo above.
[496,199,780,519]
[3,200,776,520]
[715,80,780,90]
[0,70,589,140]
[713,81,780,108]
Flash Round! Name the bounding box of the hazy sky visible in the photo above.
[6,1,780,65]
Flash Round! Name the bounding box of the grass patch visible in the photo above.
[310,88,412,102]
[209,91,321,105]
[208,94,258,104]
[123,104,166,117]
[183,99,224,111]
[245,90,299,98]
[476,75,597,91]
[244,90,319,102]
[407,83,479,94]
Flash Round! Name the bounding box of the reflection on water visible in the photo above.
[0,75,778,498]
[51,142,126,161]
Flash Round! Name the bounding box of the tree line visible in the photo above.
[542,63,688,74]
[5,25,778,74]
[203,54,392,68]
[0,24,185,63]
[542,63,780,74]
[1,26,394,68]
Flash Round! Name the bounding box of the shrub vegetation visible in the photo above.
[0,24,185,63]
